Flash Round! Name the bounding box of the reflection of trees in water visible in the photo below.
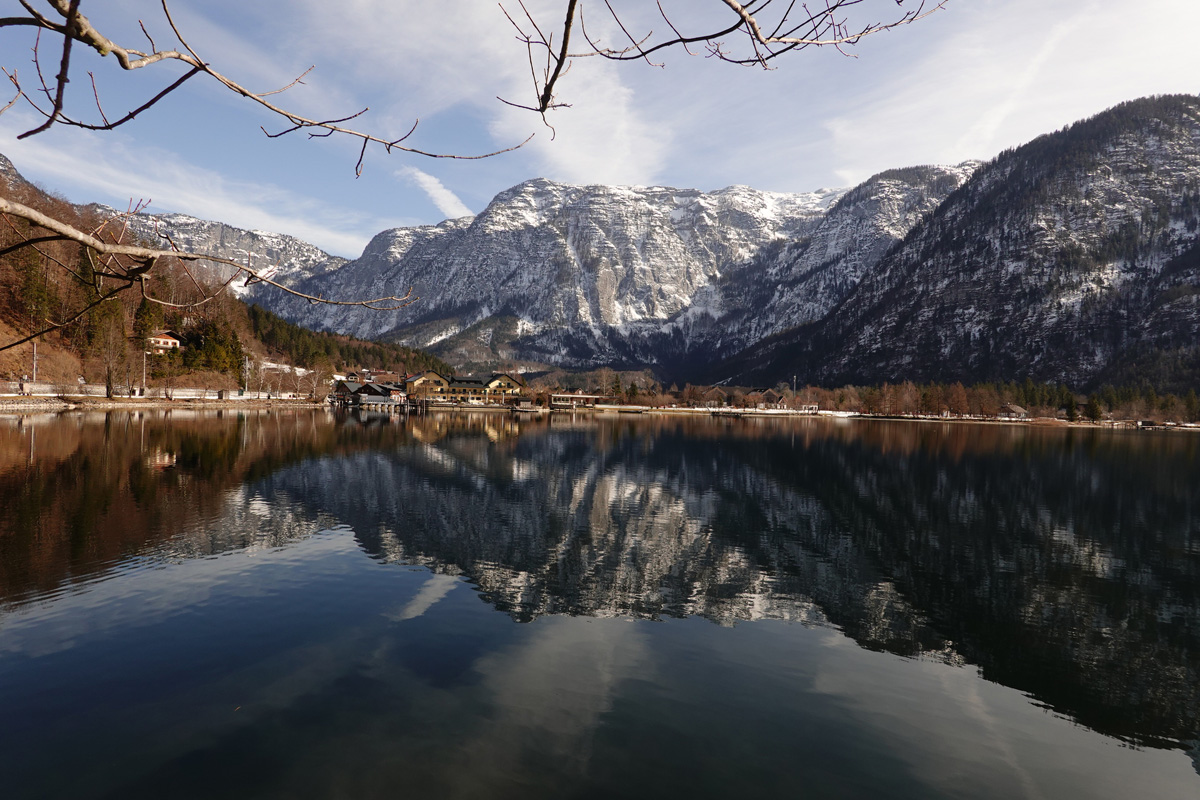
[0,410,405,607]
[279,417,1200,749]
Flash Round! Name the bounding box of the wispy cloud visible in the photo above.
[398,166,474,220]
[821,0,1200,189]
[290,0,667,187]
[0,114,389,257]
[489,59,668,186]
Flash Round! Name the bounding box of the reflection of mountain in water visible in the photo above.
[255,418,1200,751]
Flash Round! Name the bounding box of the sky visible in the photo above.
[1,0,1199,258]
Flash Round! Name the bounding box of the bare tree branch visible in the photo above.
[2,0,532,163]
[506,0,949,113]
[0,195,419,352]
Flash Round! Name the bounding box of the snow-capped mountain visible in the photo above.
[250,179,857,370]
[0,153,31,191]
[247,167,977,374]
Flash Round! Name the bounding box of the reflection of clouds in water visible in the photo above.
[440,618,649,798]
[0,525,352,659]
[940,669,1047,800]
[247,495,273,518]
[384,573,459,621]
[811,642,1198,800]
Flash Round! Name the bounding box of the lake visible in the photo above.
[1,409,1198,799]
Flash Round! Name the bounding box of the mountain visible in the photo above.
[719,95,1200,391]
[248,180,849,369]
[0,153,33,193]
[246,167,978,376]
[0,157,445,385]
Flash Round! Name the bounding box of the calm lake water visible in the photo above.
[1,409,1198,799]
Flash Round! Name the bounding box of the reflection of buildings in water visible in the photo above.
[144,448,177,470]
[395,412,528,447]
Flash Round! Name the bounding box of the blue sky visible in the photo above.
[2,0,1199,257]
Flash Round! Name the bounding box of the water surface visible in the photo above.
[2,410,1198,798]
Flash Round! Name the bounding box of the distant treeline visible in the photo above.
[780,379,1199,423]
[528,366,1199,422]
[247,303,450,375]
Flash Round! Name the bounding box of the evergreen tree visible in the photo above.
[132,298,163,341]
[17,251,54,329]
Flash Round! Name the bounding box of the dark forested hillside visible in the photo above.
[246,304,449,375]
[717,94,1200,393]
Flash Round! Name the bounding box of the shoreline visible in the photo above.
[0,395,323,412]
[3,395,1194,431]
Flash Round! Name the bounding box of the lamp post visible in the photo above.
[143,350,150,395]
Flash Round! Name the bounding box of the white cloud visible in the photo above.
[398,166,474,220]
[822,0,1200,188]
[489,60,669,186]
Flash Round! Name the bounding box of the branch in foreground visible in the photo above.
[1,0,531,171]
[506,0,949,114]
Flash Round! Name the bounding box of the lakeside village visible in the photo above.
[336,367,827,418]
[4,331,1198,428]
[6,361,1200,429]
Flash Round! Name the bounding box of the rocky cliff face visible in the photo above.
[251,179,862,368]
[610,163,980,372]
